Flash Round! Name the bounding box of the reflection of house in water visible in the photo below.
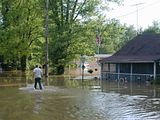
[100,33,160,82]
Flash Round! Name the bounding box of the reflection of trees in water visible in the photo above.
[33,93,42,114]
[0,71,27,86]
[49,76,65,86]
[25,71,34,84]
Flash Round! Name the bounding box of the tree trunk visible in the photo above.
[56,65,64,75]
[20,55,26,72]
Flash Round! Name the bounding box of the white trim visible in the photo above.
[130,63,133,81]
[154,62,156,80]
[102,72,153,76]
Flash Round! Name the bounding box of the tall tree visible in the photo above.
[0,0,44,71]
[48,0,122,74]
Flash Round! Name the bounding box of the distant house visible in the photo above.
[94,54,112,59]
[100,33,160,82]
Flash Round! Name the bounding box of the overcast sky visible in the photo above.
[105,0,160,29]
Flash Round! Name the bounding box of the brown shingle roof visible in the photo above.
[101,33,160,63]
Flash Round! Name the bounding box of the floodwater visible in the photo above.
[0,76,160,120]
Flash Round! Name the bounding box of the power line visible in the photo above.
[115,0,160,18]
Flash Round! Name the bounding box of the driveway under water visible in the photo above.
[0,78,160,120]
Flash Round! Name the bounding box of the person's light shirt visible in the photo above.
[33,67,42,78]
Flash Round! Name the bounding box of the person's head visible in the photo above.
[35,65,38,68]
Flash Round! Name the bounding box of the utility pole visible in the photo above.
[131,2,145,35]
[45,0,49,85]
[96,28,101,54]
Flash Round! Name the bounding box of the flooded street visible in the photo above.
[0,77,160,120]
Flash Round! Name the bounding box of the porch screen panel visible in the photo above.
[102,63,109,72]
[132,63,153,74]
[120,63,130,73]
[156,63,160,74]
[110,64,116,72]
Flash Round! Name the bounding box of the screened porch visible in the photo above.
[101,62,160,82]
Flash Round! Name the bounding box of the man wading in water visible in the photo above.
[33,65,43,90]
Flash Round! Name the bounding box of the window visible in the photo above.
[120,63,131,73]
[132,63,153,74]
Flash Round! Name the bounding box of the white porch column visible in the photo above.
[117,63,120,80]
[154,62,156,80]
[100,63,103,80]
[130,63,133,81]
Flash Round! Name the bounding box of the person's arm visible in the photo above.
[33,69,35,79]
[40,69,43,77]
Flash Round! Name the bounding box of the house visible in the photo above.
[100,33,160,82]
[94,54,112,59]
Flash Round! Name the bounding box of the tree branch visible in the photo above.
[60,0,64,26]
[66,0,70,23]
[73,0,87,22]
[70,0,78,22]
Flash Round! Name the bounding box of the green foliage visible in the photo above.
[48,0,120,74]
[118,25,137,50]
[143,21,160,34]
[95,19,136,54]
[0,0,44,70]
[0,0,139,74]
